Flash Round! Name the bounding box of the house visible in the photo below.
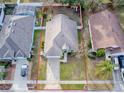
[89,10,124,56]
[0,15,34,60]
[44,14,78,81]
[44,14,78,62]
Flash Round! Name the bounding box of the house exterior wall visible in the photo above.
[0,7,4,26]
[88,19,95,52]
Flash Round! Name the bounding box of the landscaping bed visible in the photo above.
[0,84,12,90]
[35,9,43,26]
[0,62,15,80]
[5,64,16,80]
[61,84,84,90]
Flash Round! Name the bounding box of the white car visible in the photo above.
[21,64,28,77]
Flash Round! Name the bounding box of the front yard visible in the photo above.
[60,56,84,80]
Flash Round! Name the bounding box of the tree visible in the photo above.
[95,60,114,80]
[113,0,124,7]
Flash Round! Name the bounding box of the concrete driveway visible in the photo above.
[11,59,28,91]
[44,58,61,89]
[113,70,124,91]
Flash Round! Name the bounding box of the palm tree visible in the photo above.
[95,60,114,80]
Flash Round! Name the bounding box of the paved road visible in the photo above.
[10,59,28,91]
[113,70,124,92]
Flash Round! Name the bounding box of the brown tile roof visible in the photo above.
[89,10,124,52]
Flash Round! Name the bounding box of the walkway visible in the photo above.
[34,26,46,30]
[0,80,113,84]
[10,59,28,91]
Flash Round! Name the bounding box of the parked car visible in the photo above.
[118,55,124,81]
[21,64,28,77]
[112,57,119,70]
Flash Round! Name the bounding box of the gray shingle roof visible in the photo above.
[0,15,34,59]
[44,14,78,57]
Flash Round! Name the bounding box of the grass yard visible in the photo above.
[116,6,124,31]
[60,56,84,80]
[78,30,82,44]
[88,84,113,90]
[61,84,84,90]
[0,0,17,3]
[30,30,46,80]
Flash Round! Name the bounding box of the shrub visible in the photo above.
[41,42,44,49]
[96,48,105,57]
[88,39,92,49]
[0,72,6,80]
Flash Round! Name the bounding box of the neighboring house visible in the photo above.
[0,4,5,27]
[89,10,124,56]
[44,14,78,62]
[0,15,34,60]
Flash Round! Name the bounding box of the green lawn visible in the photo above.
[61,84,84,90]
[33,30,45,43]
[78,30,82,44]
[0,0,17,3]
[117,6,124,31]
[60,57,84,80]
[31,30,46,80]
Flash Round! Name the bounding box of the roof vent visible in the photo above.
[11,29,14,33]
[8,25,11,29]
[13,22,16,26]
